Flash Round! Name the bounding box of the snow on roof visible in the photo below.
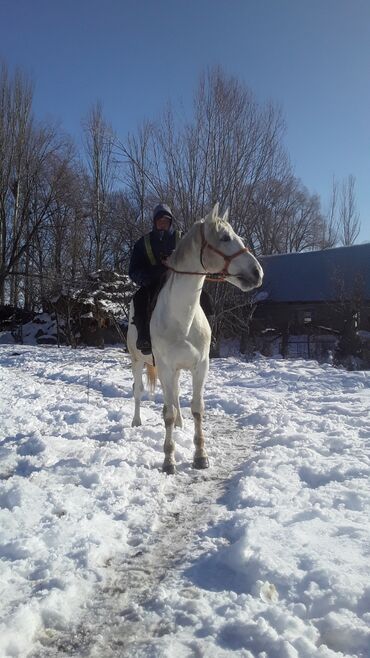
[259,242,370,303]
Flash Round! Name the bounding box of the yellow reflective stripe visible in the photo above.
[144,234,156,265]
[145,230,181,265]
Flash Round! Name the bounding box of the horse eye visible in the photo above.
[221,234,231,242]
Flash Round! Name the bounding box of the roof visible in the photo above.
[257,243,370,303]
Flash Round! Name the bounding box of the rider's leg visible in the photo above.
[133,287,151,354]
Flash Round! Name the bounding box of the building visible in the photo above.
[251,243,370,360]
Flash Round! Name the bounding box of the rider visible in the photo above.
[129,203,178,354]
[129,203,214,355]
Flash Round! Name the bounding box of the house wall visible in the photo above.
[252,301,370,334]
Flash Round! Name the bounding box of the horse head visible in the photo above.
[201,203,263,291]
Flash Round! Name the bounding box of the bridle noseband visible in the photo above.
[199,223,249,280]
[165,222,250,282]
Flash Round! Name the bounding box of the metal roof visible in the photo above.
[258,243,370,303]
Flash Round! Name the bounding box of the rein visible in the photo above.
[165,222,249,282]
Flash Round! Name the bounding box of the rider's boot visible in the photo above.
[136,331,152,355]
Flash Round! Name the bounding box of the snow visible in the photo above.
[253,290,269,302]
[0,345,369,657]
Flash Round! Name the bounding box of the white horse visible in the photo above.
[127,204,263,474]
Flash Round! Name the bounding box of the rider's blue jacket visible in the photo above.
[128,227,178,287]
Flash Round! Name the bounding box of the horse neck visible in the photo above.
[162,223,205,326]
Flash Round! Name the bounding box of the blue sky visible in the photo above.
[1,0,369,242]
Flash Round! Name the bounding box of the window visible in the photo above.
[303,310,312,324]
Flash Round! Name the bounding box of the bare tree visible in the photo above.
[32,144,88,301]
[83,102,117,270]
[4,55,358,357]
[322,177,339,248]
[117,67,293,344]
[0,62,72,306]
[0,63,34,302]
[338,175,361,246]
[148,69,289,239]
[252,175,331,255]
[118,120,162,232]
[107,190,139,273]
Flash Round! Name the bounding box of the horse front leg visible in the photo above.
[191,360,209,469]
[160,372,178,475]
[174,370,183,429]
[131,359,144,427]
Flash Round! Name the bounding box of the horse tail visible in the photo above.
[145,363,157,394]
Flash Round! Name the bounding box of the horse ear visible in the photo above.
[223,209,229,223]
[205,202,219,224]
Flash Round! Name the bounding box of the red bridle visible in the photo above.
[165,222,250,282]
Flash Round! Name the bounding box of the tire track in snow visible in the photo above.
[32,413,255,657]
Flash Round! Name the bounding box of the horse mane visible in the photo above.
[169,220,203,269]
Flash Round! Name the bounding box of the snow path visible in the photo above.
[32,413,254,657]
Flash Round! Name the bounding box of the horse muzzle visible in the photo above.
[229,263,263,291]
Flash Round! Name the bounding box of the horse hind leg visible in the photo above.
[191,363,209,470]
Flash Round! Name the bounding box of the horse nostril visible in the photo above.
[253,266,261,281]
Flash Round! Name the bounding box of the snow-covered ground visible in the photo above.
[0,345,369,658]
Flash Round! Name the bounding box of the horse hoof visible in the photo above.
[131,418,142,427]
[193,456,209,470]
[162,463,176,475]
